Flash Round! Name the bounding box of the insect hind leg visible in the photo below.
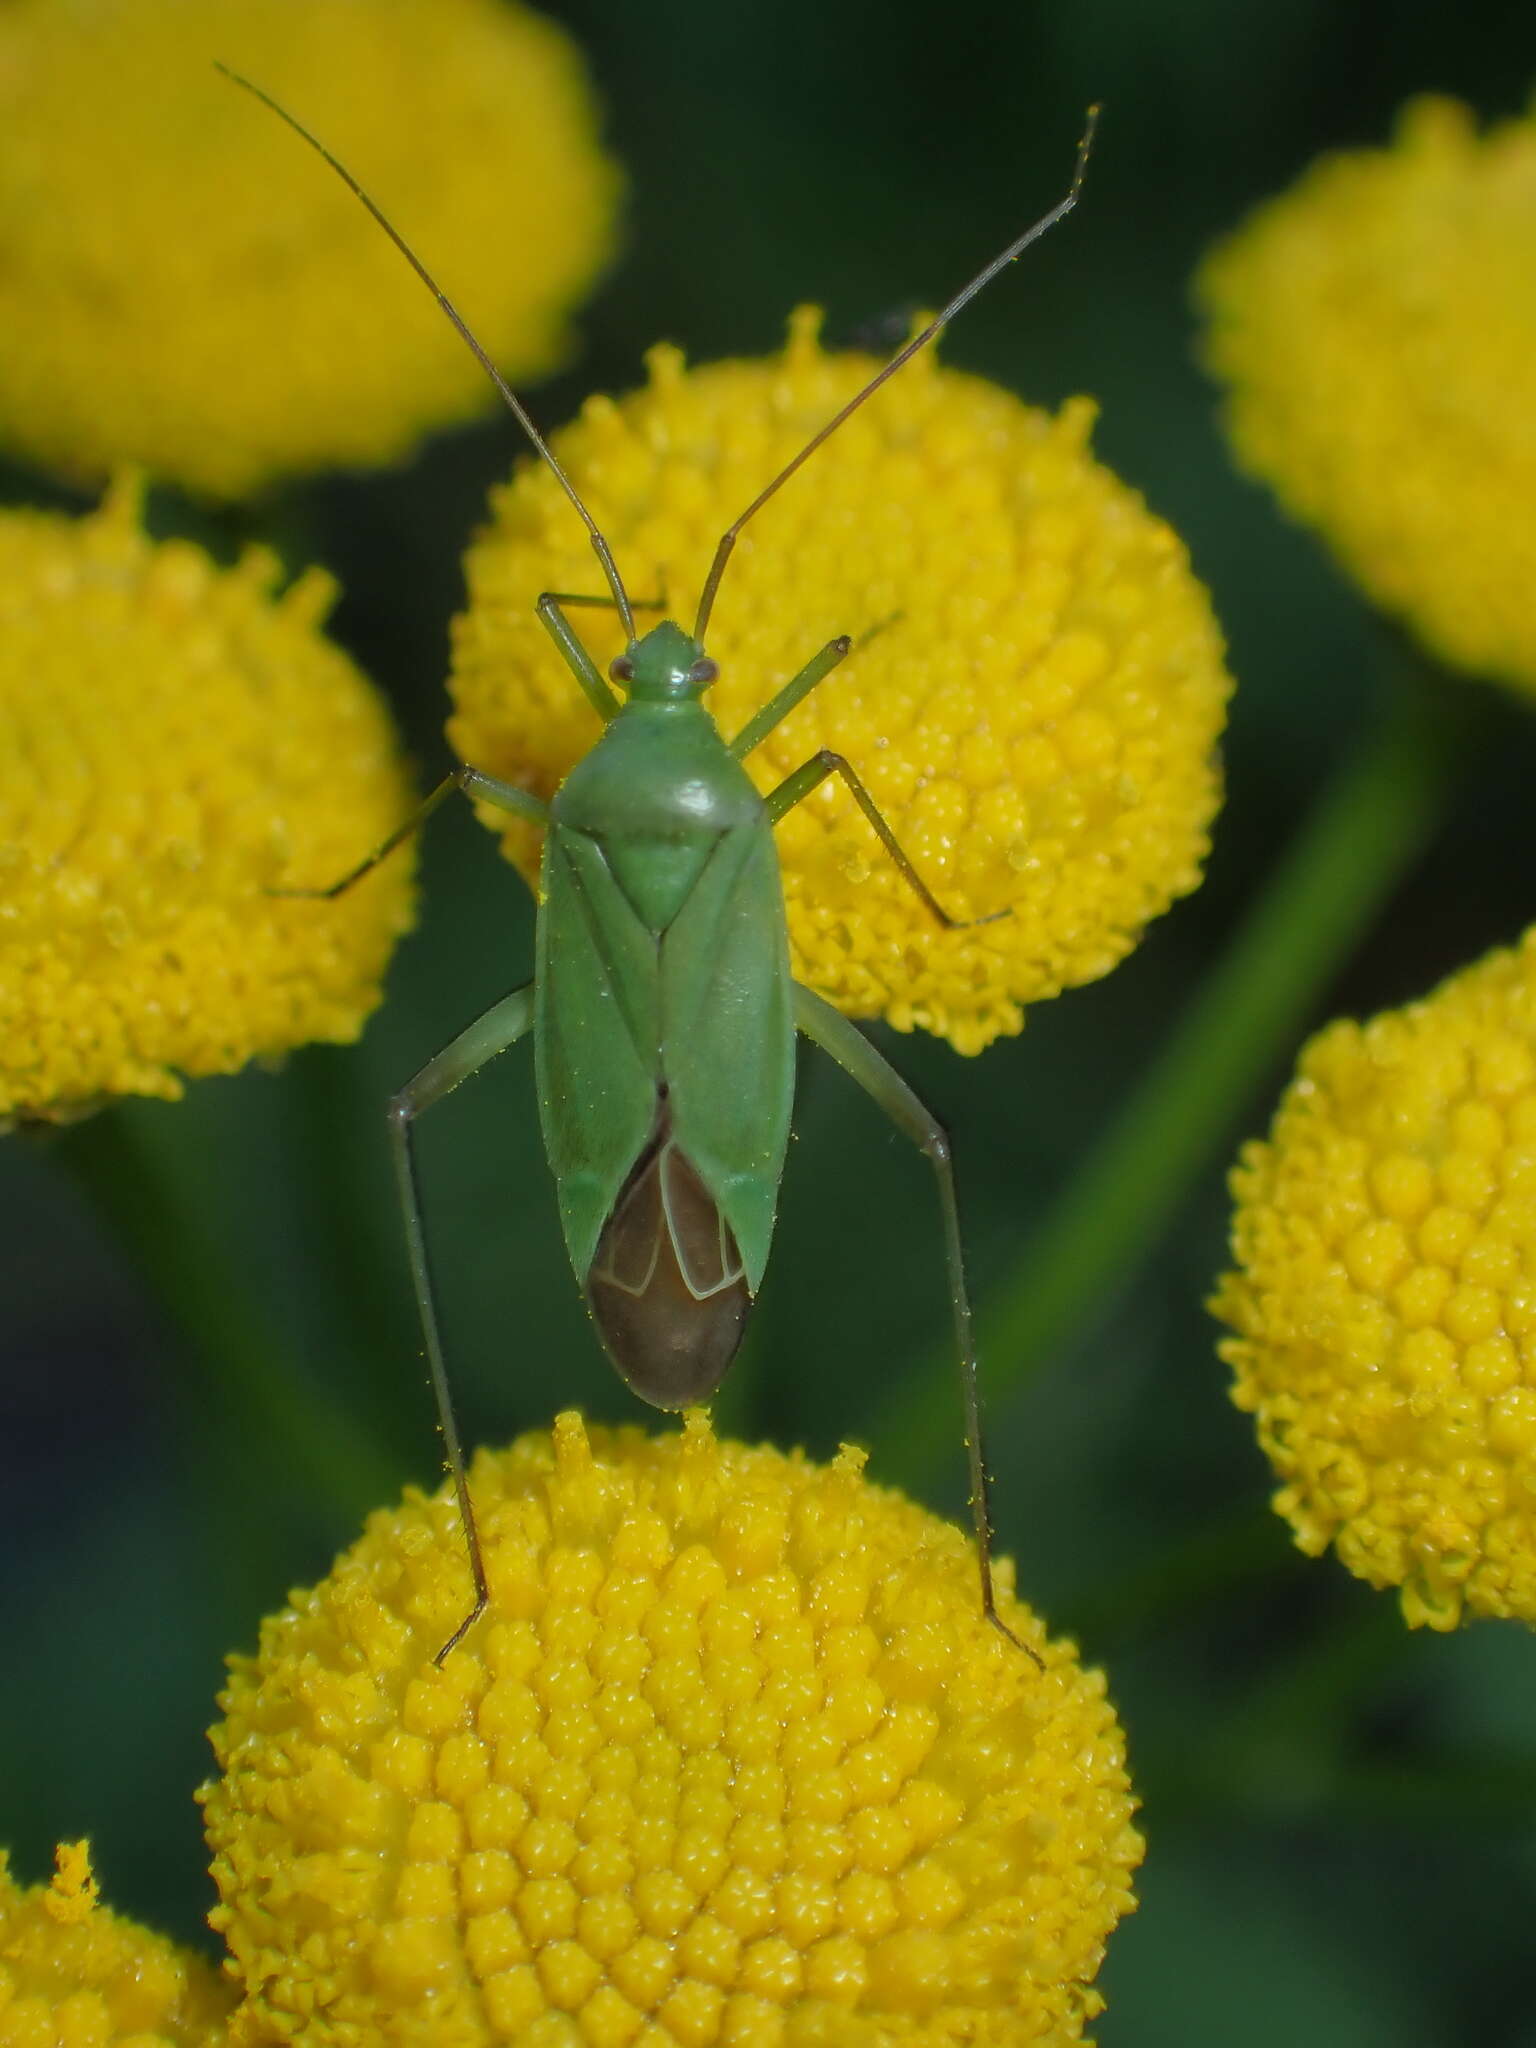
[389,981,537,1664]
[791,980,1040,1666]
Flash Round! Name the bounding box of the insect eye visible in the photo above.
[609,654,635,684]
[688,657,719,687]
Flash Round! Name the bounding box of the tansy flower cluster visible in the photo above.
[449,312,1232,1054]
[0,0,618,497]
[202,1413,1142,2046]
[0,1842,230,2048]
[1213,928,1536,1630]
[0,481,414,1125]
[1199,95,1536,697]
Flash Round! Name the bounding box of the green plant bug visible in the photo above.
[220,65,1096,1664]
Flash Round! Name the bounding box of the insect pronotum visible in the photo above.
[220,65,1096,1664]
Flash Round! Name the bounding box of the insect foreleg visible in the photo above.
[766,752,1004,929]
[791,982,1039,1666]
[727,636,851,761]
[534,585,672,724]
[388,981,537,1664]
[536,594,624,720]
[273,766,547,899]
[538,589,669,612]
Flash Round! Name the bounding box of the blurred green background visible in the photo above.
[3,1,1535,2041]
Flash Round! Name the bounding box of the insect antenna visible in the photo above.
[215,62,637,640]
[692,104,1100,643]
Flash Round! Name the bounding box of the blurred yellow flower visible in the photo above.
[0,1840,231,2048]
[1200,95,1536,696]
[203,1411,1142,2046]
[0,0,618,497]
[449,313,1232,1054]
[1213,928,1536,1628]
[0,480,415,1125]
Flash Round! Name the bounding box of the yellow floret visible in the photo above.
[1213,927,1536,1628]
[0,479,415,1124]
[1200,95,1536,696]
[202,1411,1142,2046]
[0,1840,232,2048]
[0,0,618,497]
[449,312,1232,1053]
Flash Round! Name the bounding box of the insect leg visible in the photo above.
[533,584,671,721]
[766,751,1004,929]
[274,766,548,899]
[791,981,1038,1664]
[727,636,851,761]
[533,586,712,717]
[536,594,624,720]
[388,981,537,1664]
[538,590,668,612]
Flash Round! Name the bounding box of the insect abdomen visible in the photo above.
[586,1097,751,1407]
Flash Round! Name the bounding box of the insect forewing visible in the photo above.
[660,818,795,1294]
[535,808,795,1406]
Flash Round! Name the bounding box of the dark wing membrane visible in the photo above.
[586,1099,751,1408]
[535,825,663,1287]
[661,817,796,1293]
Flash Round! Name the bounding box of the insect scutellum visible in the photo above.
[224,60,1097,1668]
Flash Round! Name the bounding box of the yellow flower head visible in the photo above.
[0,1840,232,2048]
[202,1412,1142,2046]
[0,0,618,497]
[1213,929,1536,1629]
[0,480,415,1125]
[1199,95,1536,695]
[449,313,1231,1054]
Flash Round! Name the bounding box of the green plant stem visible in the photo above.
[1314,1753,1536,1826]
[1064,1496,1295,1641]
[1152,1734,1536,1827]
[876,659,1482,1489]
[52,1103,400,1524]
[1120,1580,1536,1824]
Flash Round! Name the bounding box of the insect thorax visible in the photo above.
[553,700,763,849]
